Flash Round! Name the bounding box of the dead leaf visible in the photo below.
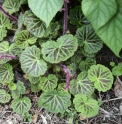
[23,74,28,79]
[32,109,38,124]
[114,76,122,97]
[79,114,88,120]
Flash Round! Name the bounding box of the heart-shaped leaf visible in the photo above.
[0,63,14,85]
[38,90,71,113]
[88,64,113,92]
[0,11,12,41]
[75,25,103,53]
[0,89,11,103]
[28,0,64,27]
[42,34,78,63]
[2,0,21,14]
[73,94,99,117]
[70,72,94,96]
[39,74,58,91]
[24,11,46,38]
[20,45,47,77]
[82,0,117,31]
[11,97,31,114]
[79,58,96,71]
[15,30,37,49]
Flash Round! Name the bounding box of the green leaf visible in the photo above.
[69,6,89,27]
[39,74,58,91]
[42,34,78,63]
[30,83,40,92]
[11,89,20,99]
[20,0,27,5]
[28,0,64,27]
[112,66,122,76]
[0,41,19,64]
[8,82,17,90]
[11,97,31,114]
[73,94,99,117]
[0,89,11,103]
[38,90,71,113]
[2,0,21,14]
[82,0,117,31]
[0,63,14,85]
[15,30,37,49]
[75,25,103,53]
[70,72,94,96]
[88,64,113,92]
[28,76,41,84]
[96,0,122,57]
[20,45,47,77]
[0,11,12,41]
[79,58,96,71]
[24,11,46,38]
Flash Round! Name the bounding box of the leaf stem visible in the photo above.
[63,0,69,35]
[0,54,18,60]
[0,5,18,22]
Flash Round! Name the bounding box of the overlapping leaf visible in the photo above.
[79,58,96,71]
[15,30,37,49]
[73,94,99,117]
[0,11,12,41]
[28,76,41,84]
[42,34,78,63]
[0,63,14,85]
[88,64,113,92]
[0,89,11,103]
[2,0,21,14]
[28,0,64,27]
[70,72,94,96]
[0,41,19,64]
[39,74,58,91]
[82,0,117,31]
[24,11,46,38]
[76,25,103,53]
[20,45,47,77]
[38,90,71,113]
[11,97,31,114]
[69,6,89,27]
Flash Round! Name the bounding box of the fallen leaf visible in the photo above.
[114,76,122,97]
[32,109,38,124]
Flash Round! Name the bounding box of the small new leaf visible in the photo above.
[73,94,99,117]
[0,89,11,103]
[39,74,58,91]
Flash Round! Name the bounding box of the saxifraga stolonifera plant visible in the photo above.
[0,0,115,122]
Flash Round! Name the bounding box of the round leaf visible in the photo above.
[70,72,94,96]
[15,30,37,49]
[88,64,113,92]
[24,11,46,38]
[0,89,11,103]
[20,45,47,77]
[38,90,71,113]
[76,25,103,53]
[0,63,14,84]
[11,97,31,114]
[73,94,99,117]
[42,34,78,63]
[39,74,58,91]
